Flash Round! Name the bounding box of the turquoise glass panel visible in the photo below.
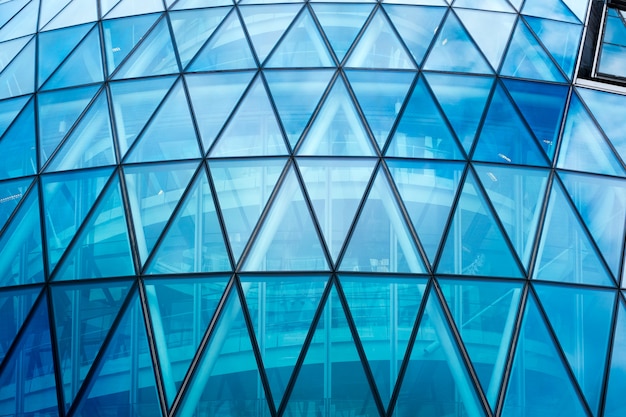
[0,36,31,75]
[172,0,231,8]
[0,286,40,364]
[105,0,163,19]
[521,0,580,24]
[0,0,30,31]
[144,276,228,407]
[0,99,36,180]
[0,176,32,232]
[341,168,427,274]
[37,23,91,87]
[312,3,373,62]
[0,95,28,138]
[604,299,626,417]
[599,12,626,79]
[243,166,329,271]
[0,0,37,43]
[41,0,98,31]
[102,13,159,75]
[0,37,34,100]
[38,0,71,30]
[453,0,515,12]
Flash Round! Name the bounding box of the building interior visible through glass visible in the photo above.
[0,0,626,417]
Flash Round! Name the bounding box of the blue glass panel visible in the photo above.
[0,36,34,100]
[264,69,333,149]
[424,72,493,154]
[502,294,587,417]
[346,70,414,149]
[144,276,228,407]
[41,0,99,31]
[521,0,580,24]
[0,36,31,75]
[146,167,231,274]
[312,3,373,62]
[437,170,523,278]
[439,278,523,411]
[265,9,334,68]
[423,11,492,74]
[604,299,626,417]
[0,286,40,364]
[172,0,231,8]
[0,298,60,417]
[72,293,162,417]
[534,283,614,414]
[0,92,28,138]
[209,76,288,157]
[39,0,72,29]
[387,160,464,265]
[54,173,135,280]
[243,166,329,271]
[297,77,375,156]
[0,0,29,30]
[533,180,614,286]
[0,0,37,43]
[453,0,515,12]
[124,161,197,266]
[472,84,548,166]
[341,168,427,274]
[394,288,485,417]
[503,79,568,161]
[101,13,159,75]
[284,286,379,416]
[37,23,92,87]
[560,171,626,279]
[0,176,32,232]
[210,158,285,263]
[340,275,427,406]
[51,281,132,412]
[241,276,328,406]
[475,164,548,268]
[100,0,119,16]
[345,9,415,69]
[0,99,36,180]
[598,43,626,79]
[0,184,44,287]
[125,80,201,163]
[386,76,463,159]
[384,5,446,67]
[105,0,164,19]
[298,158,376,262]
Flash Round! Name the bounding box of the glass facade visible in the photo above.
[0,0,625,416]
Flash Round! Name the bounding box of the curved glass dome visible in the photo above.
[0,0,625,416]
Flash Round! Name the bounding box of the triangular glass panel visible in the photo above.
[188,10,256,71]
[38,0,72,29]
[243,166,329,271]
[312,3,373,62]
[341,167,427,273]
[453,0,515,12]
[297,77,375,156]
[51,280,132,412]
[472,83,548,166]
[100,0,121,17]
[283,285,379,416]
[45,91,116,172]
[0,285,40,364]
[0,36,29,85]
[185,71,254,154]
[524,16,581,80]
[604,299,626,417]
[124,79,201,163]
[42,26,103,91]
[124,161,197,266]
[345,8,415,69]
[0,0,30,32]
[0,93,28,131]
[475,164,548,268]
[209,158,286,263]
[38,85,99,167]
[533,179,614,286]
[557,94,625,177]
[101,13,159,75]
[42,167,114,271]
[240,4,301,64]
[500,19,565,82]
[298,158,376,263]
[0,297,60,417]
[104,0,164,19]
[265,8,334,68]
[424,72,493,154]
[112,16,179,79]
[0,176,32,231]
[41,0,98,31]
[383,4,446,67]
[386,75,463,159]
[0,184,44,287]
[501,294,587,417]
[0,0,38,43]
[71,292,162,417]
[423,11,492,74]
[174,287,271,417]
[109,76,175,157]
[455,8,516,71]
[393,288,485,417]
[241,275,328,406]
[521,0,580,24]
[534,283,614,415]
[437,170,523,277]
[264,69,333,149]
[346,70,414,149]
[340,275,427,407]
[209,76,288,157]
[562,0,587,22]
[171,0,231,8]
[37,23,92,87]
[144,276,229,407]
[145,167,231,274]
[503,79,568,161]
[0,99,36,180]
[53,173,135,280]
[170,7,230,69]
[0,36,34,100]
[387,160,464,266]
[439,278,523,411]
